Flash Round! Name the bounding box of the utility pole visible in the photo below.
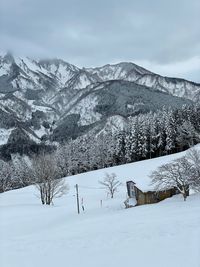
[75,184,80,214]
[149,124,152,159]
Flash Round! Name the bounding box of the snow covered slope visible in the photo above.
[0,147,200,267]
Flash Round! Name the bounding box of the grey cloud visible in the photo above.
[0,0,200,81]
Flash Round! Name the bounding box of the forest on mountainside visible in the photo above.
[1,104,200,192]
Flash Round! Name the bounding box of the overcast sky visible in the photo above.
[0,0,200,82]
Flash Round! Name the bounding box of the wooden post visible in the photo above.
[75,184,80,214]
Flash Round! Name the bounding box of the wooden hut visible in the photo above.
[126,180,180,206]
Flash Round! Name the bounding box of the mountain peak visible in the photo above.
[2,52,15,64]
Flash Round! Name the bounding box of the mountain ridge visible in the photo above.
[0,52,199,158]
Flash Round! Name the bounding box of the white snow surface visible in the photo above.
[0,147,200,267]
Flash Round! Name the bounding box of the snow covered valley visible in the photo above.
[1,150,200,267]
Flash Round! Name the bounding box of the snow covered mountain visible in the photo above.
[86,62,200,102]
[0,52,199,157]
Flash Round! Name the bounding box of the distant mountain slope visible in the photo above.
[0,52,198,157]
[86,62,200,102]
[62,80,192,125]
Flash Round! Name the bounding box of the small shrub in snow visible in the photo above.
[99,173,121,198]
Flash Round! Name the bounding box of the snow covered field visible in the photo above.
[1,149,200,267]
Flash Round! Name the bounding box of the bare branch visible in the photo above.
[99,173,122,198]
[32,153,69,205]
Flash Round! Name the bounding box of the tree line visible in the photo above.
[0,104,200,193]
[55,104,200,176]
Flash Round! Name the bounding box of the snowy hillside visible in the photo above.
[1,147,200,267]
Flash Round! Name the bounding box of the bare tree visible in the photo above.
[99,173,121,198]
[150,157,192,201]
[32,153,69,205]
[186,148,200,192]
